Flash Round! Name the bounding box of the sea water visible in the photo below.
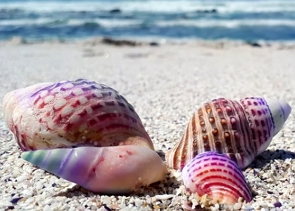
[0,0,295,41]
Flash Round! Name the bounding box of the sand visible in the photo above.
[1,38,295,210]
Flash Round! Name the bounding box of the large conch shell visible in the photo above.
[3,79,167,193]
[182,151,252,205]
[166,97,291,170]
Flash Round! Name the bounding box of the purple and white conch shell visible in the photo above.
[182,151,252,205]
[166,97,291,170]
[22,146,166,194]
[3,79,167,193]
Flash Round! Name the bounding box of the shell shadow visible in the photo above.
[249,149,295,169]
[52,172,183,201]
[52,149,182,199]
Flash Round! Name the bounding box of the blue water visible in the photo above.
[0,0,295,41]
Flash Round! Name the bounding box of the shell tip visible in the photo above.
[279,100,292,121]
[265,98,291,135]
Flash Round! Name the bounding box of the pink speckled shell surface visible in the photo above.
[182,151,252,204]
[166,97,291,170]
[3,79,153,151]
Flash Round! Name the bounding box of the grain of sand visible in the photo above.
[1,39,295,210]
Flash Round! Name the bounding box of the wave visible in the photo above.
[1,22,295,42]
[0,0,295,14]
[0,18,54,26]
[0,18,140,27]
[1,18,295,28]
[69,19,140,27]
[155,19,295,28]
[1,0,295,41]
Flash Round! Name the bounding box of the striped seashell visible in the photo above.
[166,97,291,170]
[182,151,252,205]
[3,79,153,151]
[22,146,167,194]
[3,79,167,193]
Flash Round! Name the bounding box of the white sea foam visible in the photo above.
[217,0,295,13]
[0,18,53,26]
[1,18,295,28]
[0,18,140,27]
[0,0,294,42]
[68,19,140,27]
[156,19,295,28]
[0,0,295,13]
[0,2,103,12]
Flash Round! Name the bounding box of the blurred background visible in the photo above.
[0,0,295,42]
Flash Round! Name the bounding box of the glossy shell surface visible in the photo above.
[22,146,167,194]
[166,97,291,169]
[182,151,252,205]
[3,79,167,193]
[3,79,153,151]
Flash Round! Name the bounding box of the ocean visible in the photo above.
[0,0,295,42]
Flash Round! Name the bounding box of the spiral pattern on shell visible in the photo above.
[3,79,167,193]
[182,151,252,205]
[166,97,291,170]
[3,79,153,151]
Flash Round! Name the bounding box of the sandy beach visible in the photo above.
[1,39,295,210]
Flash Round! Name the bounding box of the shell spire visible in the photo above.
[3,79,153,151]
[22,146,167,194]
[3,79,168,193]
[166,97,291,170]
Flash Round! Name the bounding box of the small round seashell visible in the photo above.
[166,97,291,170]
[182,151,252,205]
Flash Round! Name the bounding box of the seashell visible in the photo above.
[3,79,153,151]
[3,79,167,193]
[166,97,291,170]
[182,151,252,205]
[21,146,167,194]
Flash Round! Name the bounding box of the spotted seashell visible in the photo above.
[182,151,252,205]
[166,97,291,170]
[3,79,167,193]
[3,79,153,151]
[22,146,167,194]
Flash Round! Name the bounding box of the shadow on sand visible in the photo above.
[249,149,295,169]
[51,149,182,199]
